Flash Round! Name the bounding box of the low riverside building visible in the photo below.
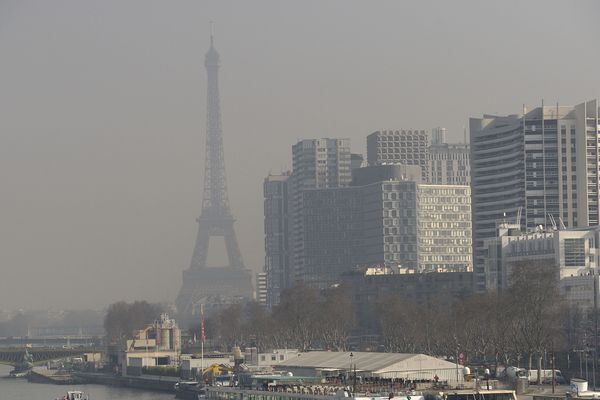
[483,222,600,309]
[342,266,474,305]
[341,267,474,345]
[276,351,464,386]
[244,348,300,367]
[121,313,181,376]
[180,354,232,380]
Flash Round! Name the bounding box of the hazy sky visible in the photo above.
[1,0,599,310]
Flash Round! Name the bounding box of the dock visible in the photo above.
[28,367,78,385]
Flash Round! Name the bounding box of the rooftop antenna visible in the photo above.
[210,20,214,47]
[463,126,467,144]
[558,216,567,230]
[547,213,557,231]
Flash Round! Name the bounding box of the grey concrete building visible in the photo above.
[470,100,600,292]
[289,138,352,286]
[263,139,352,306]
[301,186,361,288]
[367,129,430,182]
[291,138,352,190]
[428,143,470,185]
[299,173,472,289]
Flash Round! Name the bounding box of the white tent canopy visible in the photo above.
[277,351,463,385]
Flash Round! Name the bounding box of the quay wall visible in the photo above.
[75,371,177,392]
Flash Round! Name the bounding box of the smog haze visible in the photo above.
[1,0,599,309]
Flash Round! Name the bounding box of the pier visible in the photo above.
[0,347,97,366]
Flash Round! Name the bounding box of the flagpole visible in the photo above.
[201,303,204,383]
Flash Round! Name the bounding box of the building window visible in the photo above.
[564,238,586,267]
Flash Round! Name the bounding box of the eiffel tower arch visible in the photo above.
[176,32,253,325]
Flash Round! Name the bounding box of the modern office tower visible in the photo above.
[428,142,470,185]
[366,129,430,182]
[298,175,472,289]
[255,272,268,307]
[263,173,290,308]
[289,138,351,284]
[470,100,600,292]
[431,127,447,145]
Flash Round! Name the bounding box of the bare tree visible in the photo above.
[509,261,564,384]
[316,287,355,350]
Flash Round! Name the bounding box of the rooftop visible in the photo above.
[278,351,434,373]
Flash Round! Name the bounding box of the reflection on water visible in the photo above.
[0,364,174,400]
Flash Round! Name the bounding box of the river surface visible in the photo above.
[0,365,174,400]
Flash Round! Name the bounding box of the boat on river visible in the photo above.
[56,391,88,400]
[9,347,34,378]
[202,385,518,400]
[175,380,207,400]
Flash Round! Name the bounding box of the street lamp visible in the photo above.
[349,352,357,394]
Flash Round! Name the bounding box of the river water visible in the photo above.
[0,365,174,400]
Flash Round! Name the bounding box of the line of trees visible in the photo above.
[193,283,355,352]
[200,262,598,384]
[104,300,163,342]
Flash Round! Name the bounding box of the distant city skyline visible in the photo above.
[0,0,599,309]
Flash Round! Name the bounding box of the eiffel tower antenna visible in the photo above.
[176,28,252,323]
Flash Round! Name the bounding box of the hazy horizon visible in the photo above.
[1,0,599,310]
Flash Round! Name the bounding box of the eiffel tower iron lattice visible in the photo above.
[176,31,252,322]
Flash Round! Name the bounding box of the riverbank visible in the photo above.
[0,364,172,400]
[28,366,78,385]
[75,371,178,392]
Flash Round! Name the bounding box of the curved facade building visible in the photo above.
[471,100,600,292]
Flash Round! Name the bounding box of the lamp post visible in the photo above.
[349,352,353,383]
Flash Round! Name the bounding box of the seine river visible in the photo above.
[0,365,174,400]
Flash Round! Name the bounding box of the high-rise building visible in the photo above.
[417,184,472,272]
[291,138,352,189]
[289,139,351,285]
[298,172,472,289]
[263,173,290,308]
[263,139,352,306]
[366,129,430,182]
[470,100,600,292]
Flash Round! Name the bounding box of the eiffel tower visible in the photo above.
[176,30,253,323]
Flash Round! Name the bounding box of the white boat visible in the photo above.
[56,391,89,400]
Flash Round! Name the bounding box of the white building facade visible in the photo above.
[471,100,600,292]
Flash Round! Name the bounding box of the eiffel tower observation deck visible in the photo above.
[176,30,253,325]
